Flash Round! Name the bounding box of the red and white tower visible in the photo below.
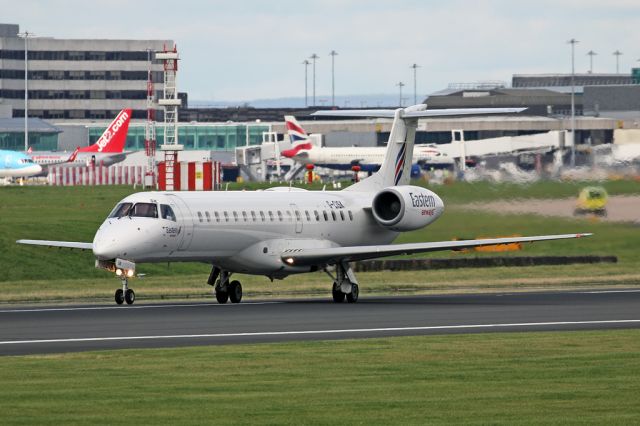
[156,44,182,191]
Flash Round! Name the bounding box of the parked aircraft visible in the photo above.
[0,150,42,178]
[29,108,132,174]
[17,105,590,305]
[281,115,453,173]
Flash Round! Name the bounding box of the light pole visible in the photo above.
[410,63,420,105]
[613,50,623,74]
[396,82,405,107]
[17,30,35,152]
[302,59,310,107]
[586,50,597,73]
[568,38,579,168]
[309,53,319,106]
[329,50,338,107]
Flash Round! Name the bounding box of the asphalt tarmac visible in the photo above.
[1,289,639,356]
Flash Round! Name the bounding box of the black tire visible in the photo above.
[332,285,345,303]
[229,280,243,304]
[346,284,359,303]
[125,289,135,305]
[115,289,124,305]
[216,289,229,304]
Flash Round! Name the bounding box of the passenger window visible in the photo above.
[242,211,248,222]
[268,211,274,221]
[197,211,203,223]
[205,211,211,222]
[331,211,337,221]
[305,211,311,221]
[223,211,229,222]
[323,211,329,221]
[260,211,266,221]
[348,210,354,221]
[251,211,257,221]
[295,210,302,221]
[339,210,345,221]
[214,211,220,222]
[314,210,320,221]
[286,211,293,221]
[277,211,283,221]
[233,211,239,222]
[160,204,176,222]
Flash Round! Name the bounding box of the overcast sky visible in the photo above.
[4,0,640,102]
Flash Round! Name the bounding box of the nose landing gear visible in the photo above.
[115,276,136,305]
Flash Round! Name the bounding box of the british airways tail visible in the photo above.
[312,105,526,192]
[281,116,313,158]
[80,109,132,153]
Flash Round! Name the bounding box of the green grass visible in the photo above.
[1,330,639,425]
[1,182,638,298]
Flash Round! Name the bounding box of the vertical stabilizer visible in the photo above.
[80,109,132,153]
[345,108,418,191]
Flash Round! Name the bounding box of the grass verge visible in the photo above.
[1,330,639,424]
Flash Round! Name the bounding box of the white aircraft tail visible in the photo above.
[312,105,526,192]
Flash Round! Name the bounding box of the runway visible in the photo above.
[1,289,640,356]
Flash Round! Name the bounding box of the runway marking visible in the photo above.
[578,290,640,294]
[0,301,283,314]
[1,319,639,346]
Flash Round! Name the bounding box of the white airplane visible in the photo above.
[281,115,453,174]
[29,108,132,174]
[17,105,591,305]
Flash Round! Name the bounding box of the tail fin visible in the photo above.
[311,105,526,192]
[282,115,313,158]
[80,109,132,153]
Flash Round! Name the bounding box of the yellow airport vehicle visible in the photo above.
[574,186,608,217]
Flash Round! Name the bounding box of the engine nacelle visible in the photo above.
[371,185,444,232]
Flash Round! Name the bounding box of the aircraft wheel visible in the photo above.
[332,283,345,303]
[125,289,135,305]
[229,280,243,304]
[115,289,124,305]
[216,289,229,304]
[346,284,359,303]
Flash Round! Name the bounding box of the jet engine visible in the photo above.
[371,186,444,232]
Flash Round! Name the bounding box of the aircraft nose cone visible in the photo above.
[92,239,117,260]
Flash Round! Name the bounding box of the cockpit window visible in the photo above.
[108,202,133,218]
[160,204,176,222]
[131,203,158,218]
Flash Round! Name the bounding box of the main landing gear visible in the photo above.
[208,267,243,304]
[115,276,135,305]
[326,261,359,303]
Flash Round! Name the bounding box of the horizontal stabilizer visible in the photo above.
[17,239,93,250]
[311,107,526,119]
[281,233,591,266]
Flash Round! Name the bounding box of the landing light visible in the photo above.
[126,269,135,278]
[285,258,294,265]
[115,268,123,276]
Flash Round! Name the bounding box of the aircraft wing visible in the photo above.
[281,233,591,266]
[311,107,526,119]
[17,239,93,250]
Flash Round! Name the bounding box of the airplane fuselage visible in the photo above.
[31,151,127,168]
[291,145,453,170]
[92,188,443,278]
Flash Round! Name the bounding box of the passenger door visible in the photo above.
[291,203,303,233]
[167,194,194,251]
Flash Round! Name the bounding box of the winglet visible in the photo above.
[67,147,80,163]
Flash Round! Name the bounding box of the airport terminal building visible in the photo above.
[0,23,169,121]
